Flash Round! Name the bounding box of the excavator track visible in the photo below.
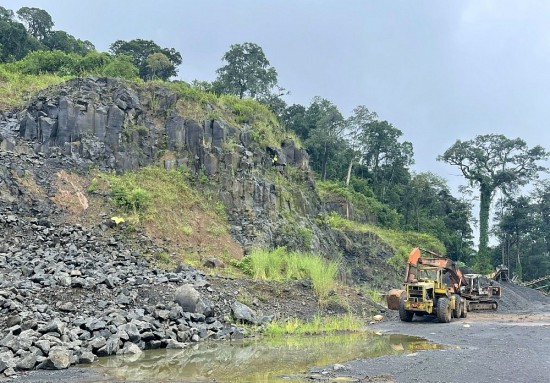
[467,300,498,311]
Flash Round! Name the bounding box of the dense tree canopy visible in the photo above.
[439,134,548,272]
[215,42,278,99]
[42,31,94,55]
[16,7,53,40]
[0,7,42,62]
[109,39,182,81]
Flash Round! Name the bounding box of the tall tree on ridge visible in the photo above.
[438,134,548,272]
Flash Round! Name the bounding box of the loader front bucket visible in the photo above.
[386,288,405,310]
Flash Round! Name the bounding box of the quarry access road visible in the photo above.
[310,309,550,383]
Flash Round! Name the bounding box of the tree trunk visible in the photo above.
[477,184,492,272]
[516,230,522,279]
[322,141,328,181]
[345,158,354,186]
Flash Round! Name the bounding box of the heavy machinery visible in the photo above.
[387,248,501,322]
[387,248,467,323]
[462,273,501,311]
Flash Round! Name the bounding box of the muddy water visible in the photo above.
[92,332,444,382]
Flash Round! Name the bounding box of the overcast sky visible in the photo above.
[4,0,550,191]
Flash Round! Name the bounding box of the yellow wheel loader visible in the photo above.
[388,248,467,323]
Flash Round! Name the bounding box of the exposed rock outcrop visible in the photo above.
[1,77,320,250]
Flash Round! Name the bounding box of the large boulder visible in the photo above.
[174,284,214,317]
[230,301,257,325]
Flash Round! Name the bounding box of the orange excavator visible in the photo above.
[387,248,501,322]
[386,248,467,323]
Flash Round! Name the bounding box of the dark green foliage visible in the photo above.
[281,104,307,140]
[14,50,81,75]
[318,180,400,228]
[399,172,474,263]
[439,134,548,272]
[109,39,182,81]
[11,50,139,79]
[215,42,278,99]
[0,16,42,62]
[16,7,53,40]
[42,30,94,55]
[111,181,151,213]
[99,54,139,80]
[493,183,550,281]
[0,5,91,62]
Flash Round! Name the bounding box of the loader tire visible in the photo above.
[399,296,413,322]
[437,297,451,323]
[460,301,468,318]
[452,294,461,319]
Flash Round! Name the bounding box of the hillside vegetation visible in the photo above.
[0,3,550,294]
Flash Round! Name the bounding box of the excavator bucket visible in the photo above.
[386,288,405,310]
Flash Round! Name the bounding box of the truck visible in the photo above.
[387,248,501,322]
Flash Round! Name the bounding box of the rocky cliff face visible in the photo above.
[0,77,400,376]
[0,77,399,284]
[1,77,317,250]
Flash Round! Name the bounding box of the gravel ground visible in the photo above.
[308,308,550,383]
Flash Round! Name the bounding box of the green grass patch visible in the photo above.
[323,211,445,268]
[361,285,384,305]
[235,248,339,302]
[317,180,400,228]
[263,313,363,337]
[95,165,234,265]
[0,65,68,110]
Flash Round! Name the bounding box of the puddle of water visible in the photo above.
[90,332,444,382]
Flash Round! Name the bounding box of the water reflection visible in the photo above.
[92,332,444,382]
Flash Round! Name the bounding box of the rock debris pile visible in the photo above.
[0,210,247,377]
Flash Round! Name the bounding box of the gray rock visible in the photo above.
[37,347,71,370]
[34,340,51,355]
[87,319,107,331]
[16,353,37,370]
[38,318,66,334]
[88,337,106,351]
[0,350,16,373]
[165,339,187,349]
[118,342,142,355]
[78,351,95,364]
[58,302,77,312]
[120,323,140,343]
[230,301,257,324]
[3,366,16,376]
[6,315,21,327]
[174,284,200,312]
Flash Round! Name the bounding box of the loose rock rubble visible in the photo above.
[0,210,247,376]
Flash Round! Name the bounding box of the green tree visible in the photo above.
[42,30,94,55]
[356,120,413,202]
[0,9,42,62]
[109,39,182,81]
[0,6,14,21]
[14,50,80,75]
[215,42,278,99]
[100,54,139,80]
[303,97,346,181]
[495,196,535,279]
[145,52,173,80]
[345,105,378,185]
[16,7,53,40]
[438,134,548,272]
[281,104,308,140]
[493,183,550,282]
